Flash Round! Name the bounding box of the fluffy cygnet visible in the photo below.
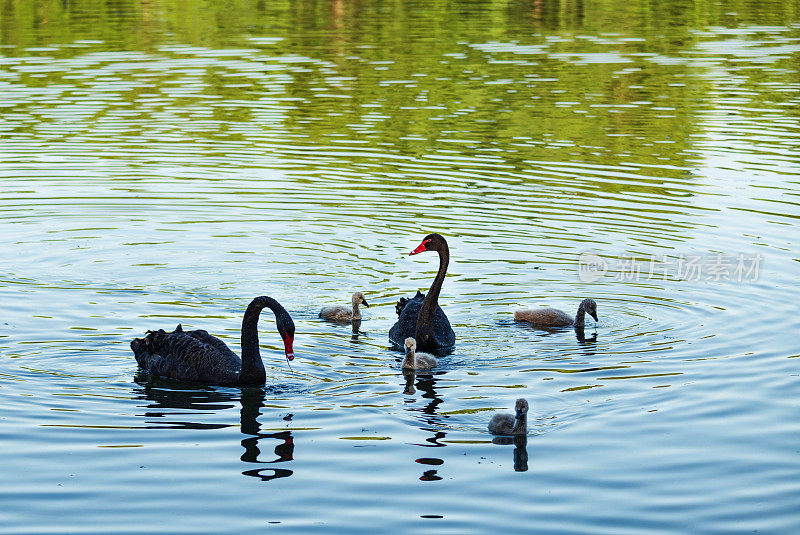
[319,292,369,322]
[514,298,598,328]
[488,398,529,436]
[401,337,437,370]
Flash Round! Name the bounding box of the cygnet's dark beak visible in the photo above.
[515,409,525,419]
[362,299,370,308]
[590,311,598,322]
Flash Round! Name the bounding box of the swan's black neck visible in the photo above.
[240,296,287,385]
[416,244,449,337]
[573,301,586,328]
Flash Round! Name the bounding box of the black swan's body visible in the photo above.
[130,296,295,385]
[389,233,455,352]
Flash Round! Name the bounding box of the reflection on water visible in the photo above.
[574,326,598,344]
[513,321,599,344]
[402,369,416,395]
[1,0,800,532]
[350,318,363,344]
[134,381,295,482]
[239,389,294,483]
[403,371,446,422]
[492,435,529,473]
[133,378,236,430]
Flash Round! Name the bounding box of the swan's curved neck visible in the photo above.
[351,300,361,320]
[240,296,284,384]
[573,301,586,328]
[416,245,449,333]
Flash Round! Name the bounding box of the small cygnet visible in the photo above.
[402,337,437,370]
[514,298,598,328]
[488,398,529,436]
[319,292,369,322]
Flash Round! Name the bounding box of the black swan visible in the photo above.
[488,398,529,436]
[319,292,369,322]
[401,337,437,370]
[130,296,295,385]
[514,298,598,328]
[389,233,456,352]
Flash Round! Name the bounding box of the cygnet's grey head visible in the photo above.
[582,298,598,322]
[515,398,529,419]
[352,292,369,307]
[404,337,416,354]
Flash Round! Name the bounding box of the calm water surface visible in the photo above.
[1,1,799,533]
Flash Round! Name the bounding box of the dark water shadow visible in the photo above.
[492,435,529,472]
[317,317,368,344]
[132,376,237,430]
[350,318,364,343]
[318,316,357,327]
[239,387,294,482]
[575,326,598,344]
[509,319,599,346]
[402,369,449,480]
[132,378,294,483]
[401,369,446,420]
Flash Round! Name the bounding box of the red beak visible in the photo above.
[283,335,295,361]
[410,239,429,256]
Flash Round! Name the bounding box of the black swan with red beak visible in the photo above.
[131,296,295,385]
[389,233,456,352]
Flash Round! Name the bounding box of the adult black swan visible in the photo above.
[130,296,295,385]
[389,233,455,352]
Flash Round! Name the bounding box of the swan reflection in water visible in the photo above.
[239,388,294,482]
[401,369,445,421]
[513,320,598,344]
[133,378,294,482]
[133,376,236,429]
[350,318,364,344]
[575,325,598,344]
[401,368,449,481]
[492,435,529,472]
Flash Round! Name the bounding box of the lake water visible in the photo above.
[1,1,799,533]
